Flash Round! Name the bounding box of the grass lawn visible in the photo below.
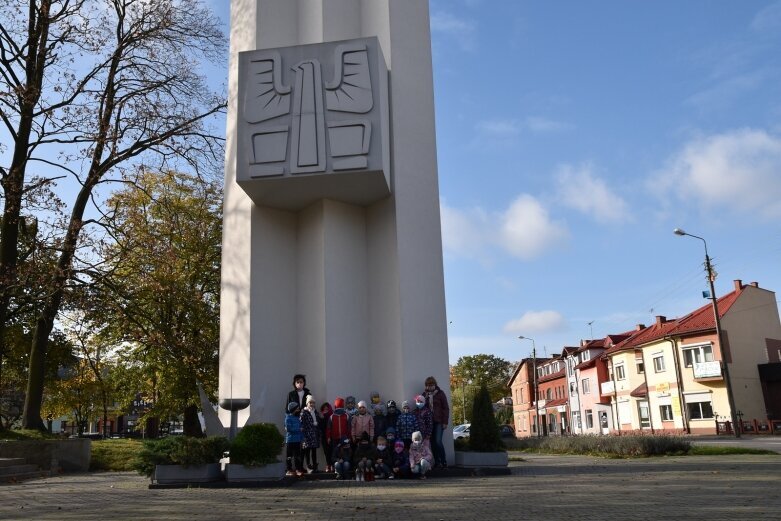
[689,445,778,456]
[0,429,60,441]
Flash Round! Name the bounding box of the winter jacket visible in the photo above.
[424,386,450,425]
[385,410,400,432]
[391,450,410,473]
[408,442,433,467]
[300,407,320,449]
[414,406,433,439]
[351,412,375,441]
[374,446,392,467]
[285,413,302,443]
[286,387,311,414]
[319,404,333,436]
[352,442,378,467]
[327,409,351,442]
[333,442,352,463]
[373,413,388,440]
[396,412,419,441]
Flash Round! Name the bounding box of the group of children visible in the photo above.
[283,374,439,480]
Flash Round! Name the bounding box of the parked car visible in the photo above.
[499,424,516,438]
[453,423,470,439]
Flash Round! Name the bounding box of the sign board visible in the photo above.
[694,361,722,379]
[656,382,670,392]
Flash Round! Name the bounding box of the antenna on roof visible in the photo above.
[587,320,594,339]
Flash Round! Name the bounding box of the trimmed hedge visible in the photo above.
[504,434,691,457]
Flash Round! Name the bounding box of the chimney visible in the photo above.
[734,280,743,291]
[655,315,667,326]
[636,323,645,331]
[750,281,759,288]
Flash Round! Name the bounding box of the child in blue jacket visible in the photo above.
[285,402,304,476]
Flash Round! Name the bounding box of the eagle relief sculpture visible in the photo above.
[241,40,378,178]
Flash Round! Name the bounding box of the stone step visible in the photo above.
[0,458,25,468]
[0,463,39,476]
[0,469,51,483]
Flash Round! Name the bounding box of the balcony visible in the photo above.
[692,361,723,380]
[600,381,615,396]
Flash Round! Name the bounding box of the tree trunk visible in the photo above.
[183,404,204,438]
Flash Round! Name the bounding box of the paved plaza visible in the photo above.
[1,453,779,520]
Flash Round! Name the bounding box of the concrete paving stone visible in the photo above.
[0,454,779,520]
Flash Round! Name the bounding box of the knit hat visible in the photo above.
[411,431,422,442]
[370,391,381,404]
[333,397,345,409]
[386,399,397,409]
[357,400,367,408]
[346,396,356,407]
[394,440,405,452]
[287,401,299,413]
[401,400,410,410]
[305,395,315,405]
[414,394,425,405]
[385,427,396,440]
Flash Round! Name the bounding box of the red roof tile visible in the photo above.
[543,397,568,408]
[667,290,741,336]
[537,367,566,383]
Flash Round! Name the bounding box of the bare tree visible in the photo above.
[0,0,226,430]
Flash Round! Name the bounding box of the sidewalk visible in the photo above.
[1,453,779,520]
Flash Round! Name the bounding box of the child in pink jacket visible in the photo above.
[408,431,433,479]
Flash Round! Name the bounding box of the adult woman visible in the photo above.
[423,376,449,468]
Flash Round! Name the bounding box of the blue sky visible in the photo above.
[199,1,781,363]
[426,0,781,362]
[8,1,777,366]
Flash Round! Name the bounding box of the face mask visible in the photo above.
[377,444,386,451]
[416,402,424,409]
[387,435,395,442]
[413,441,421,447]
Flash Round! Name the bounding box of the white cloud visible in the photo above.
[555,163,631,224]
[652,129,781,219]
[499,195,569,260]
[441,194,568,262]
[524,116,572,134]
[503,310,566,334]
[751,1,781,33]
[430,11,476,51]
[439,200,491,260]
[476,119,520,138]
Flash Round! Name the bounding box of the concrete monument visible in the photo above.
[220,0,451,457]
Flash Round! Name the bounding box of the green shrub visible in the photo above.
[91,439,143,471]
[229,423,284,466]
[133,436,229,477]
[468,384,503,452]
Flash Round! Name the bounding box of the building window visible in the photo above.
[572,411,581,429]
[522,417,528,431]
[687,401,714,420]
[660,405,673,421]
[653,355,666,373]
[638,401,651,428]
[585,409,593,429]
[570,382,576,394]
[615,364,626,381]
[636,359,644,374]
[682,345,714,367]
[548,413,557,433]
[532,417,537,433]
[546,388,552,400]
[582,378,591,394]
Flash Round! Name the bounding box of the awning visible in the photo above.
[630,383,647,398]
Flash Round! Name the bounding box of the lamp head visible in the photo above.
[673,228,686,236]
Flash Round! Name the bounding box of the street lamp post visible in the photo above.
[674,228,741,438]
[518,336,541,438]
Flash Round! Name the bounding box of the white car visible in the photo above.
[453,423,470,439]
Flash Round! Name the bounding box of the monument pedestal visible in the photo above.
[220,0,451,462]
